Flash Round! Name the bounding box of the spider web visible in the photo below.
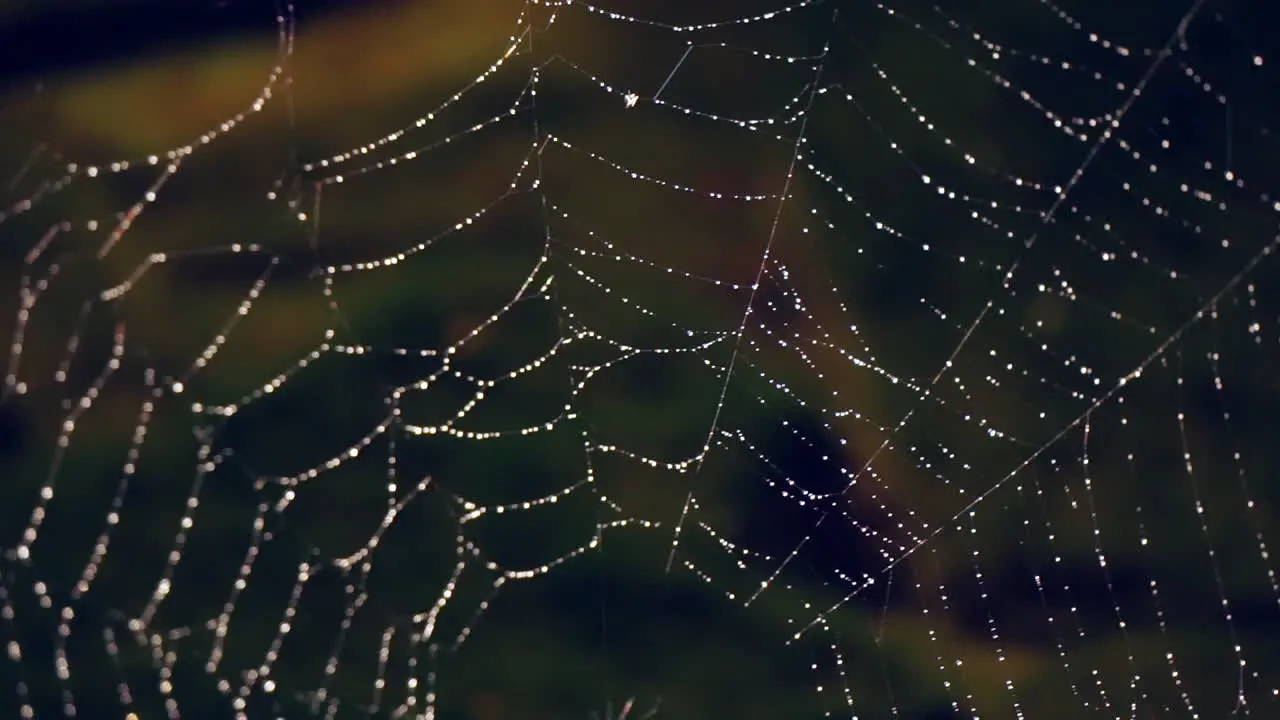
[1,0,1278,718]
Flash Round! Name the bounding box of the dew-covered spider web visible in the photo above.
[1,0,1279,718]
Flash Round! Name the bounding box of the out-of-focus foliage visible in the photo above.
[1,1,1278,719]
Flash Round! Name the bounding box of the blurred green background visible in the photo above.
[1,1,1278,718]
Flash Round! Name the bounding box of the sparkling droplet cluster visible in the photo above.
[1,1,1277,718]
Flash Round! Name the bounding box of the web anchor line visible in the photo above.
[755,0,1213,610]
[665,11,838,574]
[791,228,1280,644]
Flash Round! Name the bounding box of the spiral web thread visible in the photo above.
[1,0,1278,718]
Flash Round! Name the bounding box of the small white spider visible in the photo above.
[624,92,640,108]
[593,696,659,720]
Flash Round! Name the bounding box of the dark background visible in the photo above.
[0,1,1278,718]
